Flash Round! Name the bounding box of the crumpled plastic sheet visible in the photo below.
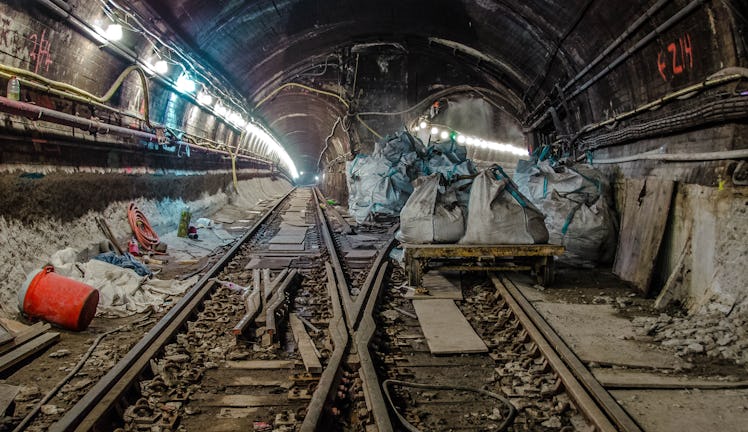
[47,248,198,317]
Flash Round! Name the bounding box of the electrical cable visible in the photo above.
[382,379,517,432]
[10,312,152,432]
[127,203,160,251]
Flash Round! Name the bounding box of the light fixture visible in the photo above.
[197,91,213,105]
[175,73,196,93]
[440,130,449,140]
[314,175,320,181]
[430,127,439,135]
[419,120,427,129]
[457,135,466,144]
[153,60,168,75]
[300,171,305,175]
[103,24,123,41]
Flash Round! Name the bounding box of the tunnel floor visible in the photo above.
[4,195,748,432]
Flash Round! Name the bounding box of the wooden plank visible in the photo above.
[0,323,51,356]
[192,394,288,407]
[592,368,748,390]
[0,322,13,346]
[226,377,290,387]
[494,275,636,432]
[613,177,674,295]
[0,383,20,414]
[0,318,29,335]
[225,360,295,369]
[404,272,462,300]
[289,314,323,373]
[0,331,60,374]
[268,244,306,251]
[412,300,487,355]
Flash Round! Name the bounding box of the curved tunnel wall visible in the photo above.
[0,0,745,308]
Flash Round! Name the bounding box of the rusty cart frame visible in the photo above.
[402,243,564,287]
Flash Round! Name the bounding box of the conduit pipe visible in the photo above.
[588,148,748,164]
[0,64,153,127]
[528,0,706,130]
[0,95,268,164]
[34,0,246,134]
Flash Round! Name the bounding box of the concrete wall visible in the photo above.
[657,183,748,314]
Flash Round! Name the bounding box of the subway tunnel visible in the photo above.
[0,0,747,431]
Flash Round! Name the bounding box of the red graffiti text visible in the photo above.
[29,29,54,74]
[657,33,693,82]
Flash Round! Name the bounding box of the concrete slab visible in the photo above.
[268,244,306,251]
[413,299,487,355]
[269,235,305,245]
[592,368,748,389]
[612,389,748,431]
[533,302,688,369]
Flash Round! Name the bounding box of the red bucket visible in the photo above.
[18,266,99,331]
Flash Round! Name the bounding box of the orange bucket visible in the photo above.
[18,266,99,331]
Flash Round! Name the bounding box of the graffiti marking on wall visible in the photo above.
[29,29,54,74]
[657,33,694,81]
[0,14,23,56]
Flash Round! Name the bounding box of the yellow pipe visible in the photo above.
[0,63,154,128]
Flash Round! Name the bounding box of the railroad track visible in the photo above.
[44,187,641,432]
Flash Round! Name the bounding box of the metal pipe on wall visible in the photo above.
[528,0,706,131]
[0,96,269,165]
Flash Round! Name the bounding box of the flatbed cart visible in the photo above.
[401,243,564,287]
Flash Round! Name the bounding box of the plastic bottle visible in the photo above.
[7,76,19,101]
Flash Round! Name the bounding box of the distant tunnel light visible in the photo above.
[314,175,320,181]
[430,127,439,135]
[439,130,449,140]
[457,134,466,144]
[176,73,196,93]
[103,24,123,41]
[419,120,428,129]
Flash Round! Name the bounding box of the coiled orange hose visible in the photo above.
[127,203,160,252]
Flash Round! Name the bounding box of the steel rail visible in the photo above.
[492,274,642,432]
[49,187,295,432]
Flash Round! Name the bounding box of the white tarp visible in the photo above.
[47,248,198,317]
[397,174,465,244]
[461,169,549,244]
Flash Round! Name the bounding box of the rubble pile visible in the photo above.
[513,156,617,266]
[633,312,748,367]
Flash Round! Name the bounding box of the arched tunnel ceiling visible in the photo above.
[135,0,666,173]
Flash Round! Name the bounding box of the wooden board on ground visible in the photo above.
[0,331,60,374]
[269,235,305,245]
[227,377,290,388]
[0,323,13,346]
[216,408,258,419]
[268,244,306,251]
[0,318,29,335]
[345,249,378,259]
[0,383,19,414]
[412,299,487,355]
[289,314,322,373]
[592,368,748,389]
[225,360,295,369]
[244,257,294,270]
[193,394,288,407]
[613,177,674,295]
[404,272,462,300]
[532,302,688,369]
[0,323,51,356]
